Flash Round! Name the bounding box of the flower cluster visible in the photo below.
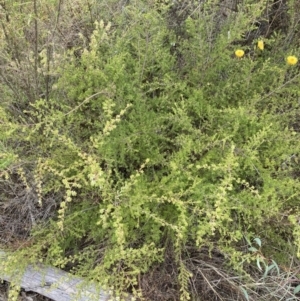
[234,41,298,66]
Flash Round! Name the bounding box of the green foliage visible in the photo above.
[2,0,300,300]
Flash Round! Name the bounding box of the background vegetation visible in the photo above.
[1,0,300,300]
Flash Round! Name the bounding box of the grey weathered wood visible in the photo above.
[0,251,133,301]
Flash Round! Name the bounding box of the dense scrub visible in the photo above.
[1,0,300,300]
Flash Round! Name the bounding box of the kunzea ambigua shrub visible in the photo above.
[2,1,300,300]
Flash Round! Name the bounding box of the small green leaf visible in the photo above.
[271,259,280,275]
[253,237,262,248]
[240,287,249,301]
[256,258,262,271]
[294,284,300,294]
[244,235,252,247]
[263,264,275,278]
[248,247,258,253]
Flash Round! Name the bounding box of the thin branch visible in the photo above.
[64,90,113,116]
[33,0,39,97]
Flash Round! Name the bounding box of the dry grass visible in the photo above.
[0,169,59,249]
[139,245,300,301]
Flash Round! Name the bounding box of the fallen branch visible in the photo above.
[0,251,133,301]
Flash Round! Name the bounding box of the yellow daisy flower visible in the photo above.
[235,49,244,58]
[257,40,264,50]
[286,55,298,66]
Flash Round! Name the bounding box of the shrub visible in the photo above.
[2,1,300,300]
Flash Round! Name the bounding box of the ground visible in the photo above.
[0,282,53,301]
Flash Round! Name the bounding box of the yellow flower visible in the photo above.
[257,40,264,50]
[235,49,244,58]
[286,55,298,66]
